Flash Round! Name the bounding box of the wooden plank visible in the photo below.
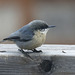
[0,44,75,56]
[0,44,75,75]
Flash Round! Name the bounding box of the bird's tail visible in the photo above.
[0,39,7,43]
[0,40,5,43]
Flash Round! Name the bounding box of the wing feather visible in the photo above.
[3,25,34,42]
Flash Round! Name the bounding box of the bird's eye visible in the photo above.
[41,29,45,32]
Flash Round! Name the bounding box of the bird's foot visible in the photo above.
[18,49,22,52]
[32,49,42,53]
[18,49,33,60]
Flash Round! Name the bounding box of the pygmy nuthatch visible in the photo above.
[1,20,56,53]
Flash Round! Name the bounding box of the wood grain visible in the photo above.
[0,44,75,75]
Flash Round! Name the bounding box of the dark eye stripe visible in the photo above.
[31,23,48,31]
[40,29,45,31]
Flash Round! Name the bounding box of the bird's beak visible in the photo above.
[48,25,56,28]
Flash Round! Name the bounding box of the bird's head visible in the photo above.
[29,20,56,34]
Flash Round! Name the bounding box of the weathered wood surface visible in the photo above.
[0,44,75,75]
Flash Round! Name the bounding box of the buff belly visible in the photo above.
[15,31,46,50]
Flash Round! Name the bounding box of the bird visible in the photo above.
[0,20,55,56]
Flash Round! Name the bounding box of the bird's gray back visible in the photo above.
[7,24,34,42]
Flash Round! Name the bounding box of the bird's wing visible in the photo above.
[19,30,34,41]
[3,26,34,42]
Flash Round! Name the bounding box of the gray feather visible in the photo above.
[4,25,34,42]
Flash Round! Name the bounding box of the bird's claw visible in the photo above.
[33,49,42,53]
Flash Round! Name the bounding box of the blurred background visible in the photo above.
[0,0,75,44]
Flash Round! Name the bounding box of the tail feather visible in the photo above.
[0,36,20,43]
[0,40,6,43]
[0,38,8,43]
